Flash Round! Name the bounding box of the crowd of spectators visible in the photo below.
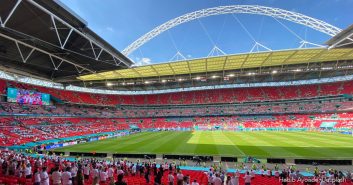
[2,79,353,106]
[0,150,210,185]
[1,150,352,185]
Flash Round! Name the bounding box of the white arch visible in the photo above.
[123,5,342,56]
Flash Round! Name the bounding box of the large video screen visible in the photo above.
[7,88,50,105]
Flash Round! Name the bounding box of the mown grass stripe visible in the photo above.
[247,132,299,158]
[271,132,334,158]
[224,132,269,157]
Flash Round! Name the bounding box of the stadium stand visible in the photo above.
[0,110,352,147]
[0,150,352,185]
[1,1,353,184]
[2,79,352,105]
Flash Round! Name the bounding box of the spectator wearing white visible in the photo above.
[295,170,300,180]
[230,172,239,185]
[235,170,240,178]
[212,173,222,185]
[34,169,41,185]
[289,170,296,180]
[83,164,90,180]
[62,167,73,185]
[250,170,255,178]
[274,170,280,178]
[266,168,272,177]
[191,179,199,185]
[177,171,184,185]
[132,164,137,176]
[52,167,62,185]
[108,165,114,181]
[40,167,49,185]
[319,178,327,185]
[243,171,252,185]
[24,163,32,179]
[117,167,124,176]
[168,171,175,185]
[92,167,99,179]
[99,168,108,183]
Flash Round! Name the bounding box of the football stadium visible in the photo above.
[0,0,353,185]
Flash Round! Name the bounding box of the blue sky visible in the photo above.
[60,0,353,65]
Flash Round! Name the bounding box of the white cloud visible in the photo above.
[141,57,151,64]
[132,57,152,66]
[106,27,114,32]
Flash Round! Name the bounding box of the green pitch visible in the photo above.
[55,131,353,159]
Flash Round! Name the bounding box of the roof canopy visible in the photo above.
[0,0,132,82]
[326,24,353,49]
[79,48,353,81]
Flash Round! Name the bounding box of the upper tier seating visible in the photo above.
[1,99,353,118]
[1,79,352,105]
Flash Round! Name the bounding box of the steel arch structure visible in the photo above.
[122,5,342,56]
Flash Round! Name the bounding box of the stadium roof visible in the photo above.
[78,48,353,81]
[326,24,353,49]
[0,0,132,82]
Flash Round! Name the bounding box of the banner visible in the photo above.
[63,141,77,147]
[7,88,50,105]
[45,143,63,150]
[89,137,98,142]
